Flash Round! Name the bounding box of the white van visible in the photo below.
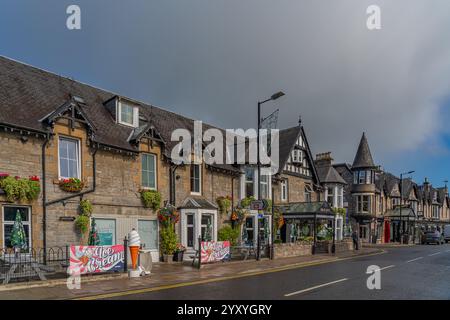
[444,225,450,243]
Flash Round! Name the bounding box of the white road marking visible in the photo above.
[429,252,442,256]
[406,257,423,263]
[284,278,348,297]
[373,265,395,272]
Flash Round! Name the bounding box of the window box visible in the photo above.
[59,178,85,193]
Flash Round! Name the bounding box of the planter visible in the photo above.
[163,254,174,263]
[173,251,184,262]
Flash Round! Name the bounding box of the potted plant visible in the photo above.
[59,178,84,193]
[160,226,177,263]
[173,243,186,262]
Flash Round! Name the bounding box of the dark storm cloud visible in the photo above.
[1,0,450,167]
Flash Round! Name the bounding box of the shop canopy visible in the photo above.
[384,207,417,221]
[276,201,335,220]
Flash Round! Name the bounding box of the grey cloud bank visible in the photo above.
[1,0,450,182]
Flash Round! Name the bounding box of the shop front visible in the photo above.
[384,207,417,243]
[276,202,336,254]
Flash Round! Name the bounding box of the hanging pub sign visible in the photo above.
[69,245,125,274]
[250,200,265,210]
[200,241,231,264]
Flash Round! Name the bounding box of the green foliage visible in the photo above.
[216,196,232,215]
[79,199,93,216]
[75,215,90,234]
[240,196,255,208]
[59,178,84,192]
[160,226,178,255]
[218,225,240,246]
[0,176,41,202]
[141,190,162,211]
[332,207,346,216]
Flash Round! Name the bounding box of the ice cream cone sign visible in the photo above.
[128,229,141,270]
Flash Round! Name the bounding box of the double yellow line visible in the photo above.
[74,250,386,300]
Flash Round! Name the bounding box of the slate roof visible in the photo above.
[352,132,376,169]
[178,196,218,210]
[0,56,242,172]
[315,161,347,185]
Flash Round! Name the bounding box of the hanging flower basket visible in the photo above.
[230,208,246,225]
[59,178,85,193]
[158,205,180,227]
[216,196,232,215]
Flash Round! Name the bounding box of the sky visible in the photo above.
[1,0,450,186]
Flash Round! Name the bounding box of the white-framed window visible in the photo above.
[327,187,334,206]
[356,195,371,213]
[292,149,302,163]
[95,218,116,245]
[138,219,158,250]
[201,214,214,241]
[260,174,269,199]
[118,101,139,127]
[353,172,358,184]
[337,186,344,208]
[365,171,372,184]
[304,185,312,202]
[190,164,201,194]
[141,153,157,189]
[358,171,366,184]
[186,213,196,248]
[2,206,31,249]
[281,180,288,202]
[58,136,81,179]
[245,167,254,198]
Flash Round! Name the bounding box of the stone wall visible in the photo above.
[273,242,313,259]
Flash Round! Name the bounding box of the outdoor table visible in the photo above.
[0,254,47,284]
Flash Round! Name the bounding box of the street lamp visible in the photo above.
[399,170,415,244]
[256,91,285,260]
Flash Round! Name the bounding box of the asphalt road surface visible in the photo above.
[104,244,450,300]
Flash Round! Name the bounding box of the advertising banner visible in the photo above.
[200,241,230,264]
[69,245,124,274]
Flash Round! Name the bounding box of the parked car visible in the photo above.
[424,230,444,245]
[443,225,450,243]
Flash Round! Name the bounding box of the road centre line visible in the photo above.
[284,278,349,297]
[406,257,423,263]
[428,252,442,256]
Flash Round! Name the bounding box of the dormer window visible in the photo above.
[118,101,139,127]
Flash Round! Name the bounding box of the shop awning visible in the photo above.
[276,201,335,220]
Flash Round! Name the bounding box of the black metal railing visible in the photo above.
[1,242,129,284]
[0,246,69,284]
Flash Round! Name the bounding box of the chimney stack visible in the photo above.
[315,152,333,167]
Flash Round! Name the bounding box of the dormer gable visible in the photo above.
[104,96,140,128]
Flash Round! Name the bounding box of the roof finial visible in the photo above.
[298,115,302,126]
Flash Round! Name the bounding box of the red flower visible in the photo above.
[29,175,40,182]
[0,173,9,178]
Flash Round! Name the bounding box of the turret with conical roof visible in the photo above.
[351,132,377,218]
[352,132,376,169]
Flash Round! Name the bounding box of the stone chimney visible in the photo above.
[315,152,333,168]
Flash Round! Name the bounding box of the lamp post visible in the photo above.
[399,170,415,244]
[256,91,285,261]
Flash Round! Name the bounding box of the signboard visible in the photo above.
[250,200,265,210]
[200,241,230,264]
[69,245,124,274]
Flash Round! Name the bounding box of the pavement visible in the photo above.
[0,246,383,300]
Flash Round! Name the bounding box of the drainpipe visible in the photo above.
[169,164,179,206]
[41,134,51,261]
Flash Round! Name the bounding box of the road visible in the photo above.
[102,244,450,300]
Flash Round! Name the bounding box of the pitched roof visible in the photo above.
[352,132,376,169]
[315,164,347,185]
[178,196,218,210]
[0,56,241,173]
